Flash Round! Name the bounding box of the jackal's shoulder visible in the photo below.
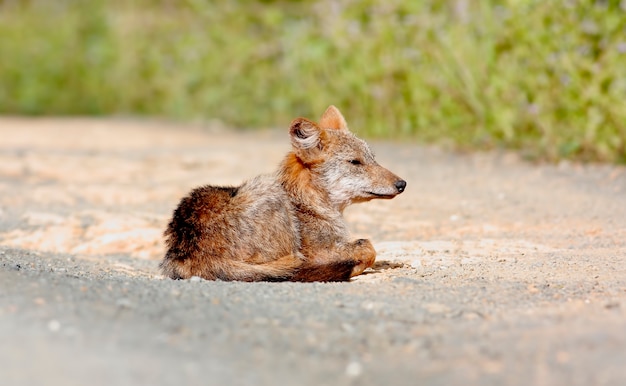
[235,173,293,210]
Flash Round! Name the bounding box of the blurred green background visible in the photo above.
[1,0,625,162]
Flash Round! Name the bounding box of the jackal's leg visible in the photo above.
[291,239,376,282]
[348,238,376,277]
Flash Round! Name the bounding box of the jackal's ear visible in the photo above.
[289,117,323,162]
[319,105,348,131]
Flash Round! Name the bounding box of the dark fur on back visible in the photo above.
[164,186,238,262]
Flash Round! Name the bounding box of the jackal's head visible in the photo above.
[287,105,406,210]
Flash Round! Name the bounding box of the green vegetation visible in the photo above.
[1,0,625,162]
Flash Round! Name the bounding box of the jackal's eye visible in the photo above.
[349,159,362,165]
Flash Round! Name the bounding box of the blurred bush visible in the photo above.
[1,0,625,162]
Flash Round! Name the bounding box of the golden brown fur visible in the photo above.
[160,106,406,282]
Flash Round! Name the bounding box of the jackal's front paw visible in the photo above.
[350,239,376,277]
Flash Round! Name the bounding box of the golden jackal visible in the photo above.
[161,106,406,282]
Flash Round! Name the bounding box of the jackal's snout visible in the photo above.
[394,179,407,194]
[363,166,406,201]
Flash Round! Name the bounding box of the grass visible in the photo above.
[1,0,625,162]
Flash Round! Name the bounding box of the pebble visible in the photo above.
[116,298,134,309]
[48,319,61,332]
[345,361,362,377]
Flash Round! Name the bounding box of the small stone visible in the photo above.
[48,319,61,332]
[116,298,133,309]
[424,302,450,314]
[341,323,355,334]
[345,361,362,377]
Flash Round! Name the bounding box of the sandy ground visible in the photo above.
[1,117,625,385]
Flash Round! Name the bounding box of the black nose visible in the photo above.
[394,180,406,193]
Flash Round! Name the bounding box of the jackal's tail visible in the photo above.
[159,253,300,282]
[160,254,358,282]
[290,260,357,282]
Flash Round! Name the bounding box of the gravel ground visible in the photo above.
[1,117,625,386]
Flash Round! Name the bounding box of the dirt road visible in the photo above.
[1,117,625,385]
